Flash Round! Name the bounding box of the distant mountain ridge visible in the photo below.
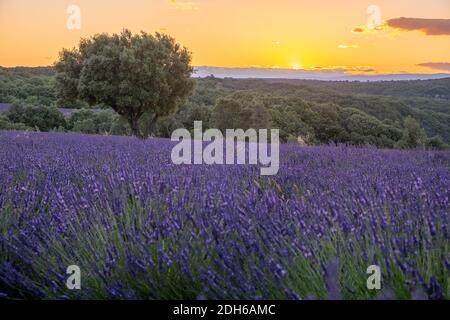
[194,66,450,81]
[2,65,450,82]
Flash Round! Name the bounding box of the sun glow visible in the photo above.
[0,0,449,73]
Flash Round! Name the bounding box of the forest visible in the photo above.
[1,66,449,149]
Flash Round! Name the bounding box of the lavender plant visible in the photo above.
[0,131,448,299]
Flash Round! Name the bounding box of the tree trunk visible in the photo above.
[129,114,159,139]
[130,117,144,139]
[147,114,159,137]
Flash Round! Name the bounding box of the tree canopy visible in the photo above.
[54,29,195,138]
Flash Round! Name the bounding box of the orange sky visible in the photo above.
[0,0,449,73]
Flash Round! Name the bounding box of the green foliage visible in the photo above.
[1,65,449,149]
[6,103,66,132]
[270,104,315,143]
[426,136,449,150]
[0,114,32,131]
[395,116,428,149]
[296,77,450,100]
[68,109,129,135]
[54,29,195,138]
[212,95,271,132]
[146,102,212,137]
[0,67,56,106]
[212,97,245,130]
[207,93,407,146]
[340,108,402,147]
[72,118,97,134]
[189,77,450,144]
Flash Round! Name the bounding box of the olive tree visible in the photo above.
[55,29,195,138]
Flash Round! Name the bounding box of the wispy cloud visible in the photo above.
[168,0,199,11]
[351,26,383,34]
[337,44,358,49]
[417,62,450,72]
[352,26,365,34]
[308,65,375,73]
[386,18,450,35]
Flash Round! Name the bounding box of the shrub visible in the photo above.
[6,103,66,131]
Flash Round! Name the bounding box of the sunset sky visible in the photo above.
[0,0,449,73]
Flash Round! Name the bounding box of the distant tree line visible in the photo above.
[150,90,447,149]
[290,78,450,100]
[0,66,449,149]
[0,66,57,106]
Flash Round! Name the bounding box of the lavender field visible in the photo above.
[0,130,449,299]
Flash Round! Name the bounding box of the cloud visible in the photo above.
[309,65,375,73]
[337,44,358,49]
[347,66,375,73]
[351,26,383,34]
[386,17,450,35]
[168,0,199,11]
[352,27,365,33]
[417,62,450,72]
